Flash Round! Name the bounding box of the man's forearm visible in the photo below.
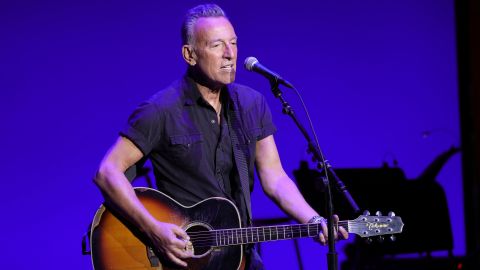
[266,175,320,223]
[94,164,157,233]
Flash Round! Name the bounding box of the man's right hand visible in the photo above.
[145,220,193,268]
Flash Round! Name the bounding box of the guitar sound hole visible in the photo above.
[185,222,213,258]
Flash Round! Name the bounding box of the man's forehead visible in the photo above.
[194,17,236,40]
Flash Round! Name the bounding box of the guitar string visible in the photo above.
[185,220,393,237]
[185,221,395,247]
[189,228,396,248]
[184,222,389,241]
[186,226,389,241]
[186,226,347,240]
[186,223,350,245]
[187,228,330,244]
[185,221,350,237]
[189,227,349,248]
[184,221,353,237]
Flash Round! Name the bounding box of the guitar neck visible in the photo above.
[211,221,349,247]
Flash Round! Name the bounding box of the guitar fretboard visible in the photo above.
[189,221,349,247]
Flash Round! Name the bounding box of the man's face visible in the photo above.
[191,17,237,88]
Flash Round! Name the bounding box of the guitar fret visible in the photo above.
[218,230,221,246]
[286,225,292,239]
[222,230,225,246]
[224,230,227,245]
[223,230,226,245]
[308,223,316,237]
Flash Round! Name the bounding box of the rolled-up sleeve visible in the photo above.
[119,101,163,156]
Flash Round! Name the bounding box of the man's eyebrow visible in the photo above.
[209,37,238,43]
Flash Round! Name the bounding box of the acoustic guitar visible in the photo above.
[90,187,404,270]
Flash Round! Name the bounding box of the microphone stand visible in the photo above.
[267,80,360,270]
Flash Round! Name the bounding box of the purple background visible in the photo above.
[0,0,462,269]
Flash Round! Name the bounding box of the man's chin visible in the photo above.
[222,72,236,84]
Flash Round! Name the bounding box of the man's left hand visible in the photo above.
[315,214,349,245]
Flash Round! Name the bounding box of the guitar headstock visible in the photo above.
[349,211,404,239]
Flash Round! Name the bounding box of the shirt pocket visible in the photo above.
[168,133,204,163]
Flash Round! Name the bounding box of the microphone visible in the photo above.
[244,57,294,89]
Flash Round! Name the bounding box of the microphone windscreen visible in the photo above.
[244,57,258,71]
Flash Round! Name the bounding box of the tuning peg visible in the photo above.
[388,211,395,217]
[364,238,373,244]
[363,210,370,216]
[390,235,396,242]
[375,211,382,216]
[377,236,384,243]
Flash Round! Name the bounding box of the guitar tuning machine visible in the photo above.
[370,211,382,222]
[390,235,396,242]
[364,237,373,244]
[388,211,396,217]
[363,210,370,216]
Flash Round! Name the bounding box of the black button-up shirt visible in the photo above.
[120,75,276,224]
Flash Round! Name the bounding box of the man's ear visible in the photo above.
[182,45,197,66]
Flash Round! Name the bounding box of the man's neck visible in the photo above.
[188,68,224,110]
[197,84,222,123]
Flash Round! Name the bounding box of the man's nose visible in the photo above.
[224,44,235,58]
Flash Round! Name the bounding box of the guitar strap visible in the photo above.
[226,92,252,225]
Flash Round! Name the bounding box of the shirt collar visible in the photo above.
[182,74,236,111]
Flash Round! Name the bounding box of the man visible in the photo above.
[94,3,347,269]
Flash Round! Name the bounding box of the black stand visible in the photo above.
[268,80,360,270]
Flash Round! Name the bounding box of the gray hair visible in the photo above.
[181,4,228,46]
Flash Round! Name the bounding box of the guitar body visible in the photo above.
[90,187,244,270]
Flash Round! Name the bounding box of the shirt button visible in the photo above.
[211,119,216,124]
